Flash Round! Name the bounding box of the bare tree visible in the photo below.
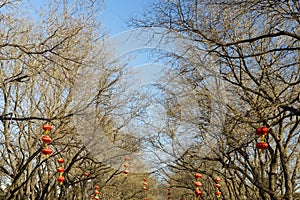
[131,0,300,199]
[0,0,144,199]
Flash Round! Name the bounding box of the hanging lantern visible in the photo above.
[215,177,221,198]
[84,172,89,177]
[41,135,52,143]
[42,148,52,157]
[194,181,202,187]
[195,173,202,179]
[57,174,65,185]
[89,194,94,200]
[215,191,221,197]
[195,188,202,196]
[57,167,65,173]
[256,142,269,149]
[43,124,52,131]
[255,126,269,135]
[57,176,65,184]
[41,124,53,159]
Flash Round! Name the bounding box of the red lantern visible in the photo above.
[57,167,65,173]
[216,191,221,196]
[195,189,202,195]
[256,126,269,135]
[124,156,130,161]
[124,163,129,168]
[124,169,129,175]
[255,127,262,135]
[215,177,221,183]
[95,190,100,194]
[89,194,94,199]
[194,181,202,187]
[195,173,202,179]
[95,185,99,190]
[84,172,89,177]
[42,124,52,131]
[57,158,64,163]
[42,148,52,155]
[216,183,221,188]
[57,176,65,183]
[261,126,269,134]
[256,142,269,150]
[41,135,52,143]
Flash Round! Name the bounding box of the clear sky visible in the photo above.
[29,0,165,85]
[100,0,166,86]
[100,0,148,35]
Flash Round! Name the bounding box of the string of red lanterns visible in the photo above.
[167,187,171,200]
[57,158,65,185]
[255,126,269,150]
[215,177,221,198]
[94,185,100,200]
[143,178,149,200]
[124,156,130,175]
[41,124,53,158]
[194,173,203,198]
[39,124,229,199]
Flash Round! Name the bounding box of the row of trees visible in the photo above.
[130,0,299,199]
[0,0,155,199]
[0,0,299,199]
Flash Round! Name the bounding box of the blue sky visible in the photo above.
[100,0,148,35]
[101,0,167,85]
[30,0,165,84]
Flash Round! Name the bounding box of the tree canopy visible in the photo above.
[0,0,299,199]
